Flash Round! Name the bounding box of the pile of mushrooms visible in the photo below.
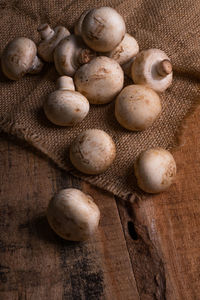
[1,6,177,241]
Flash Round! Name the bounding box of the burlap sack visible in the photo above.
[0,0,199,199]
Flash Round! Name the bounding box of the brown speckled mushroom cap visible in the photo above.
[54,35,95,77]
[134,148,176,193]
[105,33,139,65]
[115,85,161,131]
[1,37,41,80]
[47,188,100,241]
[44,76,90,127]
[81,7,126,52]
[70,129,116,174]
[74,56,124,104]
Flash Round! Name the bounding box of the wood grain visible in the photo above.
[0,133,139,300]
[0,106,200,299]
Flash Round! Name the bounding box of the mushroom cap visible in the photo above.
[47,188,100,241]
[131,49,173,92]
[54,35,95,77]
[106,33,139,65]
[1,37,37,80]
[134,148,176,193]
[115,85,161,131]
[44,90,89,126]
[81,7,126,52]
[74,9,91,36]
[38,25,70,62]
[70,129,116,174]
[74,56,124,104]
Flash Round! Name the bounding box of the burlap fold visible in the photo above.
[0,0,200,199]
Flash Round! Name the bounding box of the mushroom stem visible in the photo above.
[56,76,75,91]
[78,48,95,64]
[38,23,54,40]
[28,56,44,74]
[156,59,172,77]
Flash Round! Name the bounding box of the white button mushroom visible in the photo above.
[1,37,43,80]
[47,188,100,241]
[105,33,139,65]
[131,49,173,92]
[70,129,116,174]
[44,76,89,126]
[54,34,96,77]
[37,24,70,62]
[80,7,126,52]
[134,148,176,193]
[74,56,124,104]
[115,85,161,131]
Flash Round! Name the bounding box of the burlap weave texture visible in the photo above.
[0,0,199,199]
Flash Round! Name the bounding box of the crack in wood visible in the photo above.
[116,198,166,300]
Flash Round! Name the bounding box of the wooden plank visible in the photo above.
[116,106,200,300]
[0,133,139,300]
[1,106,200,299]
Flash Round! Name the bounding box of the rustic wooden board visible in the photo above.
[0,106,200,299]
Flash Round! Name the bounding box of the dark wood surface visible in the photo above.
[0,105,200,300]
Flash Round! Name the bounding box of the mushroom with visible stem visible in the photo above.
[134,148,176,193]
[54,35,96,77]
[47,188,100,241]
[79,7,126,52]
[115,85,161,131]
[1,37,43,80]
[44,76,89,126]
[37,23,70,62]
[131,49,173,92]
[74,56,124,104]
[70,129,116,174]
[105,33,139,65]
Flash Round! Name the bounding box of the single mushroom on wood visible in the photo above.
[74,56,124,104]
[37,23,70,62]
[1,37,43,80]
[44,76,89,126]
[134,148,176,193]
[115,85,161,131]
[105,33,139,65]
[70,129,116,174]
[79,7,126,52]
[54,34,96,77]
[47,188,100,241]
[131,49,173,92]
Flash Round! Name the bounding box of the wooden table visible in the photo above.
[0,106,200,300]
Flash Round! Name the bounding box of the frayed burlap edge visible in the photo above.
[1,97,200,201]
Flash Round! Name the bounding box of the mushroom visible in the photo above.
[1,37,43,80]
[44,76,89,126]
[54,34,96,77]
[70,129,116,174]
[105,33,139,65]
[47,188,100,241]
[74,56,124,104]
[37,24,70,62]
[131,49,173,92]
[80,7,126,52]
[134,148,176,193]
[74,9,91,36]
[115,85,161,131]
